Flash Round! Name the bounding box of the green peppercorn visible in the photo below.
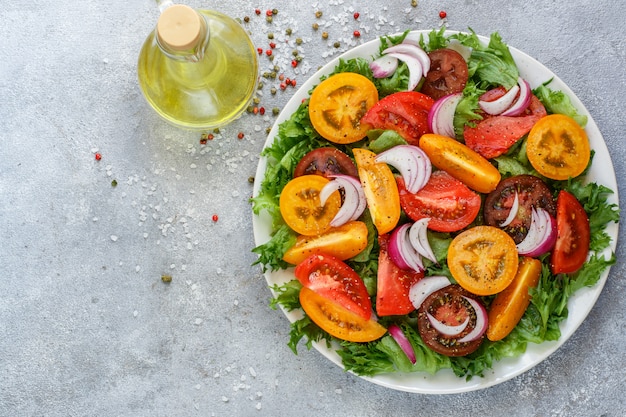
[312,22,319,30]
[248,176,255,183]
[265,127,272,134]
[411,0,418,6]
[253,97,261,105]
[270,71,277,79]
[161,275,172,283]
[295,37,303,45]
[272,8,278,15]
[285,28,292,36]
[111,179,118,187]
[322,31,329,39]
[213,128,220,134]
[247,105,254,113]
[268,33,274,40]
[315,10,323,18]
[257,82,264,89]
[295,56,303,62]
[266,16,273,23]
[272,107,280,115]
[243,16,250,23]
[333,41,340,48]
[270,87,277,95]
[274,65,280,72]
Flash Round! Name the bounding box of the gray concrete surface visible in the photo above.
[1,0,624,416]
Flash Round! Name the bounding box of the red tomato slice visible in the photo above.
[550,190,590,274]
[397,171,481,233]
[463,93,547,159]
[376,234,424,316]
[294,254,372,320]
[360,91,434,146]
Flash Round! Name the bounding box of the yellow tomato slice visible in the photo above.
[447,226,519,296]
[299,287,387,343]
[487,257,542,341]
[279,175,341,236]
[282,221,369,265]
[419,133,501,193]
[353,148,401,235]
[309,72,379,144]
[526,114,590,180]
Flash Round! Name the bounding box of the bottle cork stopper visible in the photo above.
[157,4,202,51]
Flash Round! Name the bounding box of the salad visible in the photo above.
[251,28,619,383]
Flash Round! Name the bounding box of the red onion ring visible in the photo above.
[427,93,463,138]
[458,297,488,343]
[382,43,430,76]
[427,312,470,336]
[388,324,417,364]
[375,145,431,194]
[319,175,366,227]
[408,276,451,310]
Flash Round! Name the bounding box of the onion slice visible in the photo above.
[408,218,437,264]
[408,275,451,310]
[388,324,417,364]
[319,175,367,227]
[458,297,488,343]
[388,223,424,272]
[375,145,431,194]
[382,43,430,76]
[499,191,519,227]
[427,312,470,336]
[479,84,519,115]
[369,55,399,78]
[516,207,557,256]
[428,93,463,138]
[384,52,423,91]
[501,77,531,116]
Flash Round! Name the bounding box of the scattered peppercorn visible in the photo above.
[411,0,418,7]
[257,47,263,55]
[280,82,287,90]
[266,9,273,16]
[95,152,102,161]
[312,22,319,30]
[285,28,292,36]
[237,132,245,139]
[290,79,297,87]
[268,33,274,40]
[255,8,261,15]
[272,107,280,115]
[439,10,447,18]
[248,176,255,183]
[266,16,273,23]
[212,214,219,222]
[353,30,361,38]
[259,107,266,115]
[333,41,340,48]
[253,97,261,105]
[243,16,250,23]
[315,10,323,18]
[161,275,172,283]
[322,31,329,39]
[111,179,118,187]
[295,37,303,45]
[265,127,272,134]
[353,12,360,19]
[291,59,298,68]
[265,49,272,56]
[270,87,277,95]
[269,42,276,49]
[272,8,278,15]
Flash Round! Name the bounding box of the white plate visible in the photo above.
[251,30,619,394]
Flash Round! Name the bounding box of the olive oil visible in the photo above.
[138,5,258,130]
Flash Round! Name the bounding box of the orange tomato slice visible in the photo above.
[279,175,341,236]
[299,287,387,343]
[487,257,542,341]
[419,133,501,193]
[353,148,401,234]
[526,114,590,180]
[282,221,369,265]
[308,72,379,144]
[447,226,519,296]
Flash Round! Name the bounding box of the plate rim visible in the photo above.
[251,29,620,394]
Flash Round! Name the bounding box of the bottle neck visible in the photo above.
[156,6,211,63]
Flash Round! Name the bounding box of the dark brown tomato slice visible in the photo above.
[293,147,358,178]
[483,175,556,244]
[420,48,469,101]
[417,284,485,357]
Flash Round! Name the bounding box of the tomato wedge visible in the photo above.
[397,171,481,233]
[419,133,501,193]
[294,253,372,320]
[360,91,434,146]
[376,234,424,316]
[282,221,369,265]
[308,72,379,144]
[279,175,341,236]
[487,257,542,341]
[299,287,387,343]
[353,148,401,235]
[447,225,519,296]
[550,190,590,274]
[463,93,547,159]
[526,114,591,180]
